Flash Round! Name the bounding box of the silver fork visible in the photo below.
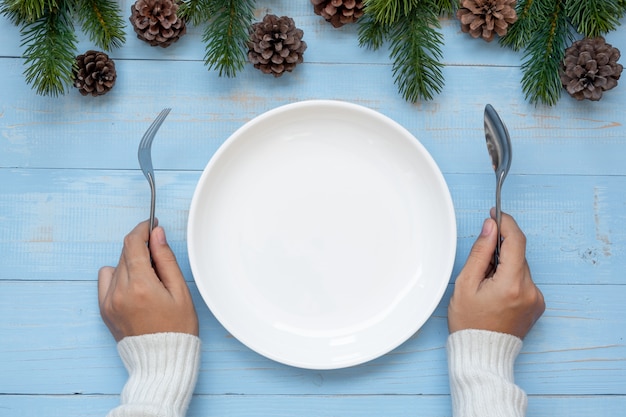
[138,108,171,245]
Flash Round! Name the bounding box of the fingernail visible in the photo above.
[155,227,167,245]
[481,219,494,236]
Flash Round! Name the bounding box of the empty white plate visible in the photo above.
[188,100,456,369]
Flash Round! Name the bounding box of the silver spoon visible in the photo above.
[484,104,512,268]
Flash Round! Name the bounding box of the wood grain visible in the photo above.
[2,60,626,176]
[1,394,625,417]
[0,281,624,397]
[1,169,624,284]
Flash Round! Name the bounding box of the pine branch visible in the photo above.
[500,0,540,51]
[75,0,125,50]
[566,0,622,37]
[364,0,420,26]
[388,4,444,102]
[357,12,388,50]
[431,0,456,16]
[1,0,58,24]
[201,0,255,77]
[519,0,573,105]
[21,4,77,96]
[179,0,213,26]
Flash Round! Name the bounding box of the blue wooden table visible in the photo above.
[1,2,625,416]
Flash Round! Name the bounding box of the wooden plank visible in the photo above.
[1,3,624,416]
[1,394,625,417]
[1,56,626,176]
[1,169,625,285]
[0,281,624,396]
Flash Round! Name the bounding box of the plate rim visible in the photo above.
[187,99,457,369]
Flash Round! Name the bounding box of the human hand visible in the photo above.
[448,210,545,339]
[98,220,199,342]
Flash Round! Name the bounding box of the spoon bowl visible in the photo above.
[484,104,512,268]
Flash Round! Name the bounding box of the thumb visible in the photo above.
[97,266,115,306]
[459,218,497,285]
[149,226,186,292]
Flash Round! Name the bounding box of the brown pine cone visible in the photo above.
[248,14,307,77]
[457,0,517,42]
[73,50,116,96]
[130,0,186,47]
[560,37,623,101]
[311,0,365,28]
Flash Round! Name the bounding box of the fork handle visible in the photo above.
[147,171,156,248]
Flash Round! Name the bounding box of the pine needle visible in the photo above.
[519,0,573,105]
[1,0,58,24]
[566,0,622,37]
[365,0,420,26]
[179,0,213,26]
[357,12,388,51]
[388,6,444,102]
[431,0,456,15]
[202,0,255,77]
[75,0,126,50]
[500,0,540,51]
[21,6,77,96]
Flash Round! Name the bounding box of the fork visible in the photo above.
[138,108,171,245]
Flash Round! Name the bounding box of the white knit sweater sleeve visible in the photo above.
[107,332,202,417]
[447,329,527,417]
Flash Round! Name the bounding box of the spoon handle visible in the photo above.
[494,172,505,267]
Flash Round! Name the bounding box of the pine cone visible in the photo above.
[560,37,623,101]
[73,51,117,96]
[130,0,186,47]
[248,14,307,77]
[311,0,365,28]
[457,0,517,42]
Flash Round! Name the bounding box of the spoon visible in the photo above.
[484,104,512,268]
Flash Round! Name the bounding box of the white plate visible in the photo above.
[188,100,456,369]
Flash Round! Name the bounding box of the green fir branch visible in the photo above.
[201,0,255,77]
[431,0,456,15]
[4,0,625,100]
[75,0,125,50]
[388,4,444,102]
[2,0,125,95]
[21,4,77,96]
[566,0,622,37]
[179,0,213,26]
[360,0,445,102]
[500,0,540,51]
[357,12,389,50]
[519,0,573,105]
[1,0,58,24]
[364,0,420,26]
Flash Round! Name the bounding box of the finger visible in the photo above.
[129,220,151,245]
[97,266,115,306]
[150,226,187,294]
[536,286,546,312]
[147,217,159,235]
[457,218,498,286]
[495,211,528,273]
[121,221,153,276]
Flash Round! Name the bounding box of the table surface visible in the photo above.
[1,2,625,416]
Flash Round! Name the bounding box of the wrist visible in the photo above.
[447,329,522,380]
[447,329,527,417]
